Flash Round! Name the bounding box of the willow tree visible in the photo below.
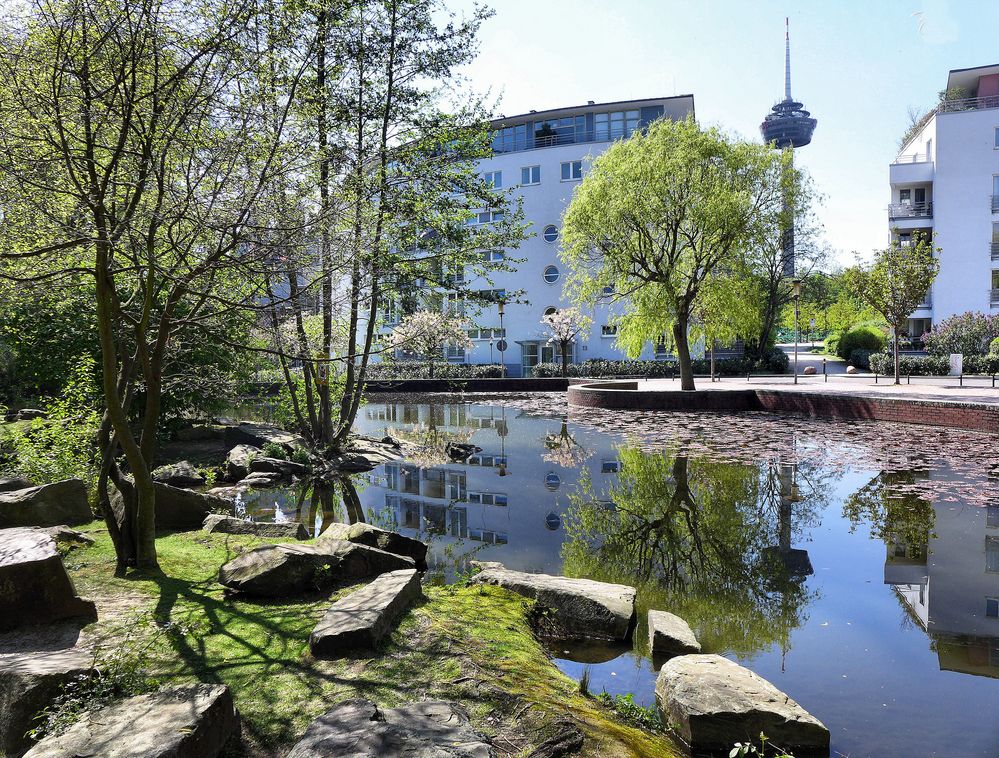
[845,235,940,384]
[561,117,793,390]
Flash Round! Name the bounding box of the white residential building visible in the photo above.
[382,96,695,377]
[891,64,999,337]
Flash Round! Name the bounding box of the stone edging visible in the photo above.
[566,381,999,434]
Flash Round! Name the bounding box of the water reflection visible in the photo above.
[235,397,999,756]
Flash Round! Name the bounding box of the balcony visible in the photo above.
[938,95,999,113]
[889,156,934,185]
[889,201,933,220]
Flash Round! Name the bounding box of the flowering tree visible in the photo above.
[541,308,590,377]
[386,311,473,379]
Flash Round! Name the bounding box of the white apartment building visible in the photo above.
[382,96,695,377]
[891,64,999,337]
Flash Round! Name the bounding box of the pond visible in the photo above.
[236,393,999,758]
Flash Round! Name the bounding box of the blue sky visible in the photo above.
[452,0,999,266]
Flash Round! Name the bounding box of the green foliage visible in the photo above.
[869,353,950,376]
[991,337,999,355]
[594,692,664,734]
[531,350,788,378]
[848,349,875,370]
[289,447,311,468]
[262,442,288,461]
[837,326,886,360]
[923,312,999,357]
[730,734,796,758]
[365,362,503,380]
[0,356,100,487]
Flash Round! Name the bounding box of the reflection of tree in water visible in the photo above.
[542,418,591,468]
[293,476,368,537]
[562,447,818,658]
[843,470,936,561]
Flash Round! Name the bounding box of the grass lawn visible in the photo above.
[63,523,681,757]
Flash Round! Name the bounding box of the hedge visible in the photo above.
[837,326,885,360]
[868,353,999,376]
[365,362,503,380]
[532,349,789,378]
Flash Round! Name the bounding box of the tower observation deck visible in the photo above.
[760,20,817,149]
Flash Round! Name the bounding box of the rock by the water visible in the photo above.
[111,480,233,531]
[286,699,492,757]
[222,444,262,482]
[323,436,402,474]
[175,425,224,442]
[249,456,307,477]
[23,683,238,758]
[648,610,700,656]
[0,528,96,631]
[655,654,829,754]
[317,522,428,569]
[237,472,283,489]
[0,477,33,493]
[218,540,415,597]
[310,569,422,658]
[203,513,308,540]
[0,479,91,528]
[469,563,635,641]
[205,485,251,501]
[224,422,305,453]
[0,648,93,756]
[151,460,206,488]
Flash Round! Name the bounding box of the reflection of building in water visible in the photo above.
[355,401,622,572]
[884,476,999,677]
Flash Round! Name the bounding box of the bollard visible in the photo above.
[960,373,964,387]
[823,359,827,383]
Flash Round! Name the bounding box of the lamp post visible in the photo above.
[792,278,802,384]
[498,299,506,378]
[489,339,494,366]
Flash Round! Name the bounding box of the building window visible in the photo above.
[601,325,618,337]
[988,505,999,528]
[988,537,999,573]
[467,327,505,340]
[446,345,466,361]
[899,188,911,205]
[561,160,583,181]
[482,249,505,263]
[995,127,999,149]
[543,265,560,283]
[544,472,561,491]
[601,459,621,473]
[444,292,464,316]
[476,288,506,303]
[483,171,502,188]
[988,597,999,618]
[543,306,557,317]
[543,224,559,243]
[602,284,615,295]
[595,109,640,141]
[469,209,505,225]
[521,165,540,185]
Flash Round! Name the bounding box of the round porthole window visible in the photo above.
[543,265,560,284]
[545,512,561,531]
[543,306,557,317]
[542,224,558,243]
[545,472,561,491]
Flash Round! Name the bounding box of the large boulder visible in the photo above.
[310,569,423,658]
[322,436,402,474]
[218,540,415,597]
[0,528,96,631]
[0,648,93,756]
[655,654,829,754]
[23,683,239,758]
[222,444,261,482]
[469,563,635,642]
[0,477,33,493]
[236,472,283,489]
[248,456,308,477]
[317,522,428,569]
[111,480,233,532]
[224,422,305,453]
[0,479,91,528]
[648,610,701,656]
[202,513,308,540]
[286,699,492,757]
[151,460,206,488]
[30,525,94,550]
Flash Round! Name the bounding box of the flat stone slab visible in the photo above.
[286,699,492,757]
[224,422,305,452]
[310,569,422,658]
[218,539,415,597]
[222,444,261,482]
[23,683,238,757]
[648,610,700,656]
[469,563,635,641]
[203,513,308,539]
[655,654,829,754]
[249,456,307,476]
[0,647,94,756]
[151,460,206,488]
[112,480,233,531]
[317,522,428,569]
[0,528,96,631]
[0,479,91,528]
[0,477,33,493]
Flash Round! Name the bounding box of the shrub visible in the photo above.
[532,349,788,378]
[963,355,999,375]
[990,337,999,355]
[836,326,885,360]
[365,362,503,380]
[923,312,999,357]
[261,441,287,460]
[823,331,841,357]
[849,349,874,370]
[869,352,949,376]
[290,447,311,468]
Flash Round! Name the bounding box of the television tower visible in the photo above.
[760,19,816,277]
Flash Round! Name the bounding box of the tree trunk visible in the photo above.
[673,315,695,391]
[561,340,570,377]
[893,328,901,385]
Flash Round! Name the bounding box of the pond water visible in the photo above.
[237,394,999,758]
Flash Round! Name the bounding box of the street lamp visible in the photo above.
[497,299,506,378]
[791,279,802,385]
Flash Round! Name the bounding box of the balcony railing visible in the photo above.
[991,242,999,261]
[938,95,999,114]
[889,201,933,219]
[892,152,930,164]
[492,127,635,154]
